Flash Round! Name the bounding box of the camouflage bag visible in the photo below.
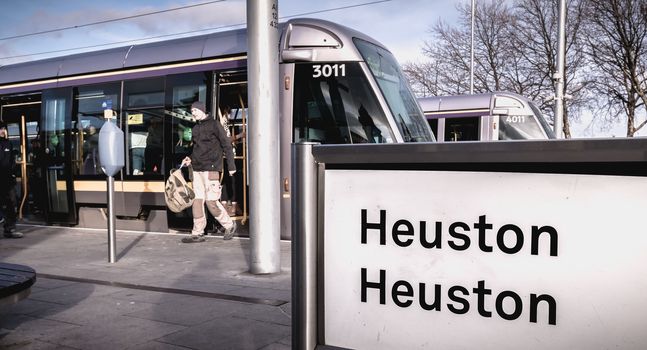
[165,167,195,213]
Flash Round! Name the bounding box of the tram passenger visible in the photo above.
[48,131,63,157]
[180,101,237,243]
[0,121,22,238]
[28,137,46,214]
[130,130,147,175]
[175,125,193,159]
[82,125,100,174]
[145,118,163,174]
[218,106,244,216]
[358,104,383,143]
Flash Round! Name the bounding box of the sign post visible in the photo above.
[99,103,124,263]
[293,139,647,349]
[292,142,319,350]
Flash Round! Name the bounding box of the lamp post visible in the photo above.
[553,0,566,138]
[470,0,475,94]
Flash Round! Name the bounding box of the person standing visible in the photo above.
[180,101,237,243]
[0,121,22,238]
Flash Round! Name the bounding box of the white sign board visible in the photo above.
[324,170,647,349]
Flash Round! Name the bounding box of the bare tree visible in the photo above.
[405,0,592,137]
[402,60,443,97]
[584,0,647,137]
[470,1,520,92]
[421,19,471,95]
[408,0,519,95]
[407,0,548,96]
[511,0,589,138]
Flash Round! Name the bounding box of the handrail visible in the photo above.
[237,92,248,225]
[18,115,28,219]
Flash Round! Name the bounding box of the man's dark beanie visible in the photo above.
[191,101,206,114]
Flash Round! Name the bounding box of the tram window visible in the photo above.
[293,62,395,144]
[225,106,247,157]
[72,83,121,176]
[427,118,439,139]
[529,103,556,138]
[166,73,208,169]
[444,117,480,141]
[126,78,165,108]
[499,115,545,140]
[124,78,165,176]
[354,38,433,142]
[5,123,22,179]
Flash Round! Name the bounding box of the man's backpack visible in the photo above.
[165,167,195,213]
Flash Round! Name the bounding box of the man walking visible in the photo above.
[0,121,22,238]
[180,101,237,243]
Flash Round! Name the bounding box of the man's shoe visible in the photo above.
[210,225,225,236]
[223,221,237,240]
[4,231,23,239]
[181,235,206,243]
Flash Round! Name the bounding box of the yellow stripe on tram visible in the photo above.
[56,180,165,193]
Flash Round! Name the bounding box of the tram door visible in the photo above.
[216,71,248,226]
[0,94,46,222]
[41,89,77,225]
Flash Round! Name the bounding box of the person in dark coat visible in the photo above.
[179,101,237,243]
[0,121,22,238]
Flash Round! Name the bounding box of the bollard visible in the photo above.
[292,142,319,350]
[99,107,124,263]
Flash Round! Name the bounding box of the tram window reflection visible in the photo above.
[499,115,545,140]
[73,83,120,176]
[427,118,439,139]
[293,62,394,144]
[444,117,480,142]
[166,72,207,169]
[6,123,21,161]
[125,77,165,176]
[126,112,148,175]
[225,106,247,157]
[125,108,164,176]
[82,125,100,174]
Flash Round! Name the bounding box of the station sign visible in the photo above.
[323,169,647,349]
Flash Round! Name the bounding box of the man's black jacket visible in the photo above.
[190,117,236,173]
[0,137,16,186]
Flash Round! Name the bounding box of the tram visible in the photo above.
[0,18,433,238]
[419,92,555,142]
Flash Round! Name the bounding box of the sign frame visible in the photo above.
[292,139,647,350]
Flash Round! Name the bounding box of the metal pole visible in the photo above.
[292,142,319,350]
[553,0,566,138]
[247,0,281,274]
[18,115,28,219]
[107,175,116,263]
[470,0,475,94]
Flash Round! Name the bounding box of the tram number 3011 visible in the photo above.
[312,64,346,78]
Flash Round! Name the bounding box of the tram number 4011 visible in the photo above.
[505,116,526,123]
[312,64,346,78]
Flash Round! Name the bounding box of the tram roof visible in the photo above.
[418,92,534,112]
[0,28,247,86]
[418,94,493,112]
[0,18,385,90]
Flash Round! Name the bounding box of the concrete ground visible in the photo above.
[0,224,292,350]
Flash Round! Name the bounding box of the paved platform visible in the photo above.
[0,224,292,350]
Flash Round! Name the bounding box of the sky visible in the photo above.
[0,0,634,137]
[0,0,456,65]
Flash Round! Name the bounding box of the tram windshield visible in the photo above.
[530,103,556,138]
[353,38,434,142]
[499,102,555,140]
[292,62,396,144]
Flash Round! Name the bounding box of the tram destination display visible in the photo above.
[323,169,647,349]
